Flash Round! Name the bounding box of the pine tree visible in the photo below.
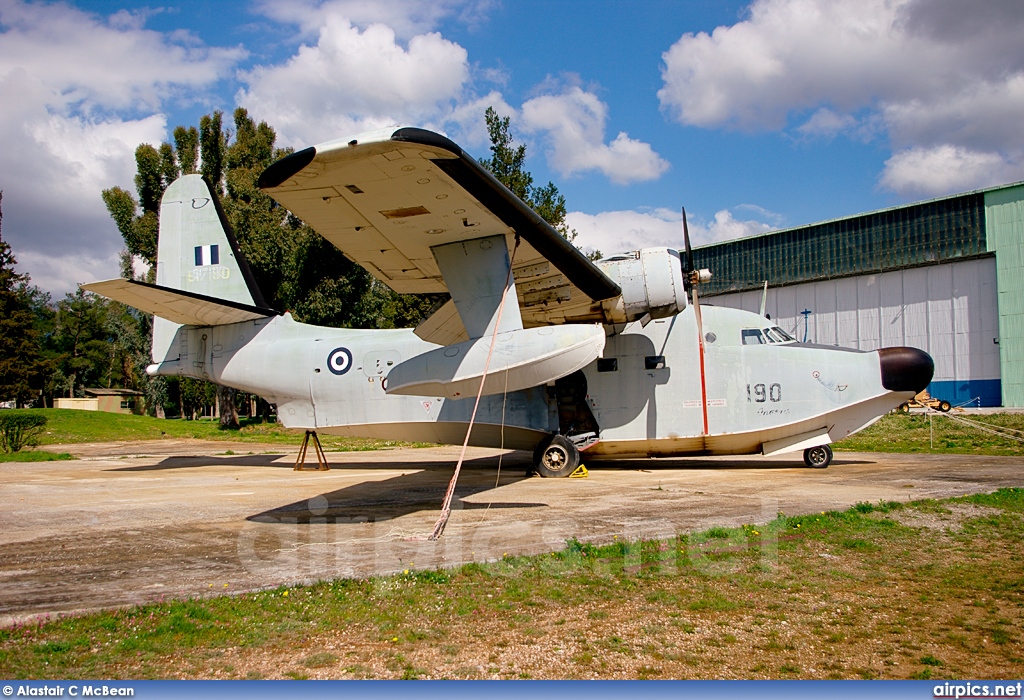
[0,192,47,406]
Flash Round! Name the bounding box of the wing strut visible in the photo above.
[430,236,522,540]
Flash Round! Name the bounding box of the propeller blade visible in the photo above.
[681,207,694,274]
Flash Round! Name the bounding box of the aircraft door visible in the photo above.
[554,370,599,438]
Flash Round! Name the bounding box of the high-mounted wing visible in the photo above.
[258,127,623,339]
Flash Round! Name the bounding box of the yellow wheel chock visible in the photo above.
[569,464,589,478]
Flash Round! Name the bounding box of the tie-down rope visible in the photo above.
[430,235,521,540]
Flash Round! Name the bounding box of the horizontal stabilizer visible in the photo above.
[386,324,606,399]
[83,279,279,326]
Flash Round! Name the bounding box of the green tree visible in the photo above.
[50,289,112,396]
[102,109,439,427]
[478,107,587,249]
[0,192,48,406]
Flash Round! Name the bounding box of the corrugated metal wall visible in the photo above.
[985,185,1024,407]
[692,193,986,296]
[707,257,1001,406]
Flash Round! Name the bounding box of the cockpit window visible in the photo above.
[741,329,765,345]
[769,326,796,342]
[764,327,789,343]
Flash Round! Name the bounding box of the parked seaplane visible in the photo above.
[85,127,934,476]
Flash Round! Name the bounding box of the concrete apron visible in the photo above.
[2,442,1022,624]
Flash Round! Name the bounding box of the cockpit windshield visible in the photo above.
[741,329,765,345]
[764,327,795,343]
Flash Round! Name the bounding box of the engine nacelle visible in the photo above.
[597,247,687,323]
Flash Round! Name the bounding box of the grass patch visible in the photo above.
[0,450,74,462]
[21,409,423,451]
[835,412,1024,456]
[2,489,1022,679]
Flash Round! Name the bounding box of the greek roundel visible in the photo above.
[327,347,352,375]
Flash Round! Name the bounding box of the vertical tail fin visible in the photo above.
[152,174,268,364]
[155,174,266,306]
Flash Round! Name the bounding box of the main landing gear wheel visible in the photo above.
[534,435,581,478]
[803,444,833,469]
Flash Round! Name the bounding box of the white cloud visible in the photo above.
[521,86,669,185]
[254,0,493,42]
[568,208,682,257]
[0,1,243,113]
[705,209,774,243]
[0,1,244,295]
[14,249,124,300]
[658,0,1024,196]
[237,14,470,147]
[443,90,516,148]
[794,106,876,142]
[568,207,775,258]
[880,146,1020,197]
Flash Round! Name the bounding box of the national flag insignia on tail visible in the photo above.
[195,245,220,266]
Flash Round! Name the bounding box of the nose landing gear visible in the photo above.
[803,444,833,468]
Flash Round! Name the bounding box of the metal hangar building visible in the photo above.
[694,182,1024,408]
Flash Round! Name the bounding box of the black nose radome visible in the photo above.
[878,347,934,393]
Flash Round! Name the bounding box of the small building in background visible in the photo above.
[54,388,146,415]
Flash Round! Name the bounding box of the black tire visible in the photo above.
[535,435,580,478]
[939,401,951,413]
[803,444,833,469]
[531,434,554,473]
[898,403,910,413]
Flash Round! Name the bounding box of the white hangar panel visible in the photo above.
[928,265,955,385]
[856,275,881,349]
[708,256,1001,406]
[814,282,837,346]
[879,272,905,349]
[836,277,859,349]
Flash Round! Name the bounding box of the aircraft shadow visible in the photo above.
[109,449,537,473]
[249,464,541,524]
[109,453,291,471]
[591,457,874,471]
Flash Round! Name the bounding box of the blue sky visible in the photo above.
[2,0,1022,295]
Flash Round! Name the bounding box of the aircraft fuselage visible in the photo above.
[150,302,915,460]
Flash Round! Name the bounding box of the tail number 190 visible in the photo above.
[747,383,782,403]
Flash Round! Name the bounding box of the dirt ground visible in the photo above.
[2,440,1023,626]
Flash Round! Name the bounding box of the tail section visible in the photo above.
[152,174,271,364]
[156,175,266,307]
[83,174,277,366]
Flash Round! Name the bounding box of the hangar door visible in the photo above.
[709,257,1001,407]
